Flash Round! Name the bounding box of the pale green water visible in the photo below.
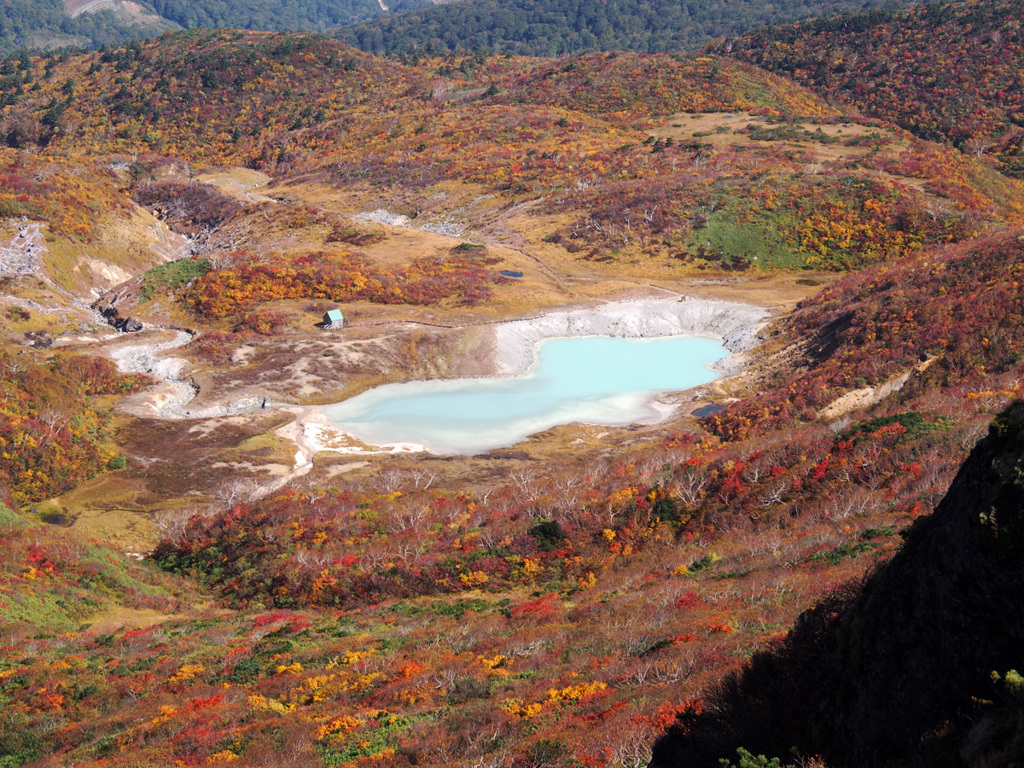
[324,335,728,454]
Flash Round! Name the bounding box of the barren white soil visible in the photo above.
[291,296,769,458]
[491,297,768,377]
[107,297,768,467]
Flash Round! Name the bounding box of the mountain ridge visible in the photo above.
[710,0,1024,176]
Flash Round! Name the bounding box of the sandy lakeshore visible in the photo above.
[283,296,769,458]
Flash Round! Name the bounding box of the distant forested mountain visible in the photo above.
[337,0,924,57]
[1,0,937,59]
[0,0,172,53]
[145,0,427,34]
[0,0,427,55]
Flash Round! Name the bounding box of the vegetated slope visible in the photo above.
[0,146,187,306]
[703,230,1024,440]
[650,399,1024,768]
[710,0,1024,177]
[0,31,431,166]
[4,377,979,766]
[27,231,1024,767]
[336,0,922,57]
[0,152,187,508]
[3,36,830,164]
[0,500,199,766]
[0,148,132,241]
[0,346,147,504]
[491,53,836,117]
[0,500,192,636]
[8,34,1020,283]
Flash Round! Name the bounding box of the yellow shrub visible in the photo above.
[247,694,295,714]
[459,570,489,588]
[316,714,362,740]
[522,557,542,577]
[169,664,205,683]
[546,681,607,703]
[577,572,598,590]
[501,698,543,718]
[341,649,376,665]
[205,750,240,763]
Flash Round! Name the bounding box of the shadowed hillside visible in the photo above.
[651,400,1024,768]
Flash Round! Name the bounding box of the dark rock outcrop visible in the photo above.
[115,316,143,333]
[94,277,146,332]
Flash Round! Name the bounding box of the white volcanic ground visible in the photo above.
[108,298,769,483]
[491,297,768,377]
[292,296,769,459]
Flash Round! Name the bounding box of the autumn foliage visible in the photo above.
[3,9,1024,768]
[185,249,503,318]
[712,0,1024,176]
[704,231,1024,440]
[0,353,146,503]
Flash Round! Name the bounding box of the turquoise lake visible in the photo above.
[324,335,728,454]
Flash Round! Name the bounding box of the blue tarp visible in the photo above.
[500,270,524,278]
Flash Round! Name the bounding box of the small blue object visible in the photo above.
[500,270,524,278]
[323,309,344,325]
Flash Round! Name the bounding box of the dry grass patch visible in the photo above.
[650,112,911,162]
[681,272,836,310]
[30,473,170,551]
[193,166,273,202]
[70,506,164,552]
[116,411,293,500]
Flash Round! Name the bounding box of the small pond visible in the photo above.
[324,335,728,454]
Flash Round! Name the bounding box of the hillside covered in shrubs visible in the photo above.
[652,400,1024,768]
[3,2,1024,767]
[712,0,1024,177]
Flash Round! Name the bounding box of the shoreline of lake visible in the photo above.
[490,297,768,378]
[281,296,769,458]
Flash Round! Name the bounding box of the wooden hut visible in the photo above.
[322,308,345,329]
